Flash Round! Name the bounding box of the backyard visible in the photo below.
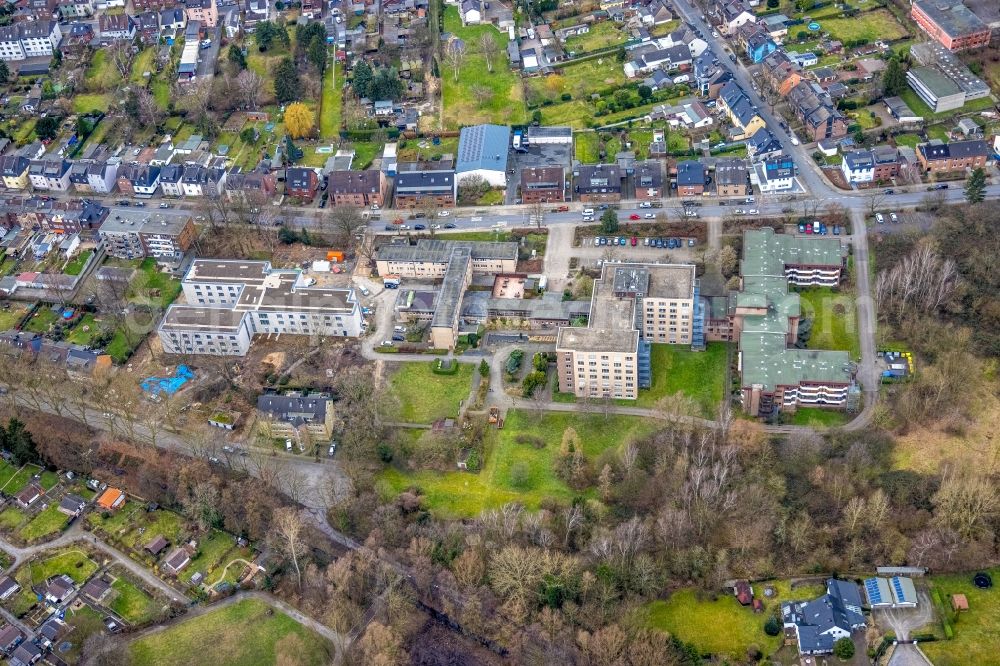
[319,62,343,140]
[526,58,627,128]
[810,9,907,43]
[0,303,27,331]
[787,407,851,428]
[380,410,657,517]
[109,573,163,625]
[637,342,728,413]
[63,249,94,276]
[17,503,68,542]
[563,22,626,54]
[128,258,182,310]
[922,568,1000,666]
[796,287,860,358]
[126,598,333,666]
[387,361,474,424]
[27,548,99,585]
[442,6,528,128]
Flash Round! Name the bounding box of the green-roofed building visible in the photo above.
[735,228,857,416]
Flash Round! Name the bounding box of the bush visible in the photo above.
[515,434,545,449]
[465,449,481,472]
[522,370,547,397]
[377,442,394,463]
[560,93,572,101]
[833,637,855,660]
[764,616,781,636]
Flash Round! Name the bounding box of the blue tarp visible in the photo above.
[141,365,194,396]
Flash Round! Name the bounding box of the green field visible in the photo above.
[0,507,26,532]
[527,58,626,128]
[84,50,122,91]
[640,579,826,660]
[563,22,626,54]
[796,287,860,358]
[61,604,106,663]
[923,568,1000,666]
[814,9,907,43]
[63,250,93,276]
[575,132,600,163]
[381,411,657,517]
[130,258,182,309]
[122,509,188,551]
[23,307,59,334]
[442,7,527,128]
[28,548,99,585]
[788,407,851,428]
[897,87,995,123]
[65,313,104,346]
[110,575,162,625]
[127,598,333,666]
[3,465,40,495]
[0,303,24,330]
[639,343,728,413]
[130,48,157,85]
[387,362,474,424]
[319,62,342,140]
[18,503,68,542]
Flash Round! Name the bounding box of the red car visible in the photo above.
[629,214,640,220]
[630,236,637,246]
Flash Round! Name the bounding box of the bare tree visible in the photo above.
[135,87,163,127]
[866,189,887,216]
[874,243,958,320]
[479,32,498,73]
[273,507,307,588]
[235,69,265,110]
[108,40,136,80]
[469,84,493,107]
[528,200,545,229]
[444,40,466,83]
[327,206,367,248]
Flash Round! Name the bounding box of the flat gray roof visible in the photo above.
[99,211,192,235]
[186,259,271,285]
[161,305,247,331]
[431,248,471,329]
[377,239,518,264]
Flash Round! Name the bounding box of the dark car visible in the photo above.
[413,224,426,230]
[384,225,395,231]
[883,188,894,195]
[443,223,456,228]
[413,212,427,218]
[117,200,130,206]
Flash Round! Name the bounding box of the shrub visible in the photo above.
[465,449,481,472]
[764,616,781,636]
[377,442,394,463]
[833,637,855,660]
[560,93,572,101]
[515,434,545,449]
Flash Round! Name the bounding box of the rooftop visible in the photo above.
[912,0,989,37]
[456,124,511,175]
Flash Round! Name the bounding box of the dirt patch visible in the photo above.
[262,352,287,369]
[823,165,852,190]
[721,218,785,235]
[891,390,1000,474]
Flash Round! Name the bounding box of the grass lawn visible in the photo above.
[105,326,138,363]
[639,579,824,660]
[893,133,922,148]
[23,307,59,334]
[130,48,158,84]
[65,313,104,346]
[796,287,860,358]
[2,466,38,495]
[129,258,182,309]
[788,407,851,428]
[181,530,235,583]
[575,132,600,163]
[84,50,122,91]
[922,567,1000,666]
[442,6,527,128]
[0,507,27,532]
[17,503,68,542]
[398,136,460,162]
[319,62,342,140]
[563,21,626,54]
[898,87,995,123]
[27,548,99,585]
[635,342,729,413]
[87,500,143,539]
[0,460,19,490]
[388,362,474,424]
[122,509,188,550]
[432,230,514,242]
[127,598,333,666]
[38,470,59,490]
[73,93,113,115]
[381,411,657,517]
[0,303,27,330]
[346,141,384,169]
[528,58,626,128]
[110,575,162,625]
[63,249,93,276]
[816,9,906,43]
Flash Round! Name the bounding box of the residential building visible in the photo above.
[99,13,136,41]
[633,160,663,200]
[676,160,707,196]
[0,22,62,61]
[28,160,72,192]
[759,13,789,41]
[746,128,784,162]
[98,210,195,259]
[244,0,269,30]
[556,263,699,400]
[910,41,990,103]
[394,167,456,208]
[760,50,801,96]
[226,165,277,202]
[910,0,991,51]
[85,160,119,194]
[916,138,990,172]
[185,0,217,27]
[116,163,161,197]
[0,156,29,190]
[0,578,21,603]
[159,164,185,197]
[285,167,319,201]
[751,155,796,192]
[9,640,41,666]
[257,391,335,441]
[160,6,187,33]
[624,44,692,78]
[181,164,227,197]
[841,147,899,184]
[58,493,86,517]
[737,228,852,416]
[460,0,481,25]
[573,164,622,203]
[329,170,388,207]
[519,165,565,203]
[715,158,749,196]
[375,239,518,279]
[456,124,511,187]
[884,96,923,125]
[906,65,965,113]
[718,82,766,140]
[787,81,847,142]
[739,23,777,63]
[720,0,756,34]
[135,11,160,43]
[159,259,363,356]
[59,0,94,18]
[783,579,865,655]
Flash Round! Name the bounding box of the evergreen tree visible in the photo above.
[0,419,38,466]
[352,60,373,97]
[273,57,300,103]
[308,34,327,75]
[0,60,8,83]
[600,209,619,234]
[964,167,986,204]
[369,66,404,100]
[227,44,246,70]
[882,57,906,96]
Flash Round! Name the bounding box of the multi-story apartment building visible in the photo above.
[225,165,276,202]
[98,13,136,41]
[257,392,335,441]
[736,227,854,416]
[180,165,226,197]
[98,211,195,259]
[573,164,622,203]
[159,164,184,197]
[787,81,847,142]
[519,166,565,203]
[556,263,699,400]
[86,161,119,194]
[184,0,217,27]
[28,160,72,192]
[718,81,767,140]
[375,239,518,278]
[285,167,319,201]
[714,158,749,196]
[0,156,29,189]
[0,22,62,61]
[394,168,456,208]
[841,147,900,184]
[915,139,990,172]
[910,0,991,51]
[676,160,707,196]
[158,259,362,356]
[329,170,387,208]
[633,161,663,200]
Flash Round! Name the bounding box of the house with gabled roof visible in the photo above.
[782,579,865,655]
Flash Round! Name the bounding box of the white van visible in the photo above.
[673,74,690,84]
[582,208,594,216]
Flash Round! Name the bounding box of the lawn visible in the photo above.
[65,313,104,346]
[84,50,122,91]
[346,140,384,169]
[387,361,474,424]
[897,87,995,123]
[893,133,921,149]
[127,598,333,666]
[73,93,113,115]
[27,548,99,585]
[380,411,657,517]
[0,303,25,330]
[87,500,143,539]
[563,21,626,54]
[2,465,39,495]
[180,529,235,583]
[636,342,729,414]
[319,62,342,140]
[129,48,157,84]
[122,509,188,550]
[0,507,27,532]
[38,470,59,490]
[129,257,182,309]
[0,460,19,490]
[442,6,527,128]
[575,132,600,163]
[61,604,106,664]
[110,574,162,625]
[17,503,68,542]
[527,58,626,128]
[922,567,1000,666]
[815,9,906,43]
[23,307,59,334]
[433,230,514,242]
[787,407,851,428]
[796,287,860,358]
[639,579,824,660]
[63,249,93,276]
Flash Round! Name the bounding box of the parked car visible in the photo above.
[384,225,395,231]
[629,214,641,220]
[643,237,650,246]
[687,238,695,247]
[644,213,655,219]
[437,210,450,217]
[630,236,637,246]
[798,222,806,233]
[833,225,840,235]
[638,202,652,208]
[747,208,759,215]
[618,237,626,246]
[890,212,898,223]
[883,188,895,195]
[819,224,827,235]
[443,223,456,228]
[655,238,664,248]
[159,203,170,209]
[735,208,745,215]
[413,224,426,230]
[875,213,884,224]
[685,210,698,217]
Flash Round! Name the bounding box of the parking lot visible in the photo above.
[575,235,698,267]
[505,142,573,205]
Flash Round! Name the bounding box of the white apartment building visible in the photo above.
[159,260,363,356]
[375,239,518,277]
[0,22,62,61]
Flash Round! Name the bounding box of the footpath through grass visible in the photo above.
[380,410,657,517]
[387,361,474,424]
[127,598,333,666]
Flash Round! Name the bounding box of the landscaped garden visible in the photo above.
[796,287,860,358]
[380,410,657,517]
[126,598,333,666]
[109,573,163,625]
[387,361,474,424]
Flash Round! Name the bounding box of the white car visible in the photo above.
[890,212,899,223]
[371,203,380,210]
[875,213,884,224]
[685,210,698,217]
[638,202,652,208]
[437,211,450,217]
[470,216,483,222]
[643,238,650,246]
[430,224,441,229]
[735,208,746,215]
[748,208,759,215]
[644,213,655,219]
[790,136,800,146]
[712,30,719,37]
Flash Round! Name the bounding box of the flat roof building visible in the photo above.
[911,0,992,51]
[906,65,966,113]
